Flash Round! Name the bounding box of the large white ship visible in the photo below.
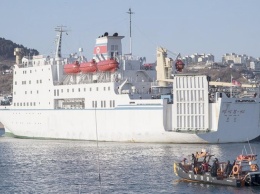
[0,26,260,143]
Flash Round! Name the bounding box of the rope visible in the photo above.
[95,106,102,194]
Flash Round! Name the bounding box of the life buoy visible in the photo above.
[250,164,259,171]
[232,165,241,175]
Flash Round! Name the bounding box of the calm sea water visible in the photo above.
[1,136,260,194]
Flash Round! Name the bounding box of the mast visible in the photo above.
[55,25,67,59]
[127,8,134,55]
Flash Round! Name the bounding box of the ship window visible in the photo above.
[113,100,115,107]
[29,80,31,84]
[37,80,39,84]
[95,101,97,108]
[34,102,36,106]
[92,101,94,108]
[15,81,17,85]
[15,71,16,74]
[72,88,74,92]
[23,102,25,106]
[96,87,98,91]
[30,102,32,106]
[27,102,29,106]
[104,87,106,91]
[90,88,92,91]
[40,80,42,83]
[108,87,110,91]
[57,89,59,96]
[14,92,16,95]
[30,70,32,73]
[37,90,39,94]
[104,101,106,108]
[78,88,80,92]
[111,45,115,50]
[84,88,86,92]
[20,103,22,106]
[67,89,69,93]
[30,91,32,94]
[25,91,27,94]
[61,89,63,93]
[54,90,56,96]
[101,101,103,108]
[110,100,111,107]
[110,52,114,58]
[14,103,16,106]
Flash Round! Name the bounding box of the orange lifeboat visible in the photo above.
[80,59,97,73]
[97,59,119,72]
[175,59,185,72]
[64,61,80,74]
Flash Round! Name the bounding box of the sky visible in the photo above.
[1,0,260,62]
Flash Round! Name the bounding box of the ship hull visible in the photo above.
[0,105,259,143]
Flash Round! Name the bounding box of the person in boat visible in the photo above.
[201,159,209,173]
[224,160,233,177]
[181,158,187,165]
[191,153,198,174]
[210,158,219,177]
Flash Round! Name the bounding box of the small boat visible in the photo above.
[64,61,80,74]
[80,59,97,73]
[174,148,260,187]
[97,58,118,72]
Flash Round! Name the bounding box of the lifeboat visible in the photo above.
[97,59,119,72]
[64,61,80,74]
[80,59,97,73]
[175,59,185,72]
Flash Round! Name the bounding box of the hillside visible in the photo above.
[0,37,39,59]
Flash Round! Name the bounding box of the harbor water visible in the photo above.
[0,136,260,193]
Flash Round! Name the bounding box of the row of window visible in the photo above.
[13,100,116,108]
[54,86,111,96]
[92,100,115,108]
[16,79,44,85]
[14,85,111,96]
[13,102,37,106]
[20,68,47,74]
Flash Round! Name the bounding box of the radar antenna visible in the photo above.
[55,25,68,59]
[126,8,134,55]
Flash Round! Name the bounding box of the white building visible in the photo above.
[182,53,214,65]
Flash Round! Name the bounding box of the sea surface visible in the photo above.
[0,136,260,194]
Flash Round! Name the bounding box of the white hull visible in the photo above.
[1,98,260,143]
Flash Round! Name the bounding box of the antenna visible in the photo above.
[248,138,253,154]
[127,8,134,55]
[54,25,68,59]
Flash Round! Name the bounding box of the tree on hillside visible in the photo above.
[0,37,39,59]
